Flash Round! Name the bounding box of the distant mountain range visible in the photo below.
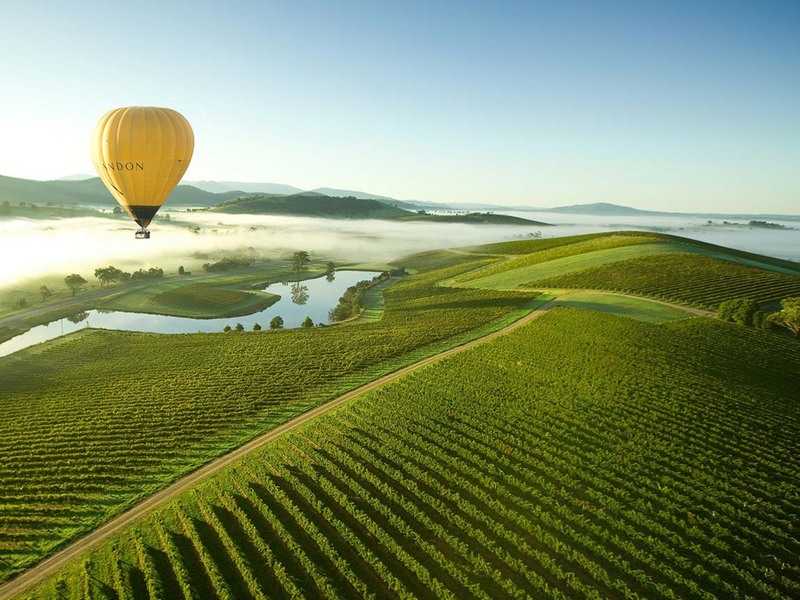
[1,175,238,208]
[186,180,304,195]
[4,175,799,221]
[533,201,800,221]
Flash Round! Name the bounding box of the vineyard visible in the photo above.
[19,309,800,599]
[452,233,666,286]
[0,257,538,583]
[533,252,800,308]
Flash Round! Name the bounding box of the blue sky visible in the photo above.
[2,0,798,212]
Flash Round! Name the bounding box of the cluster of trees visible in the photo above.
[222,315,317,332]
[329,272,391,322]
[202,257,254,272]
[93,266,164,286]
[130,267,164,280]
[718,296,800,336]
[224,315,288,332]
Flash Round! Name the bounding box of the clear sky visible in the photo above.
[2,0,798,212]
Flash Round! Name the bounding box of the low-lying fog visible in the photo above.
[1,209,798,288]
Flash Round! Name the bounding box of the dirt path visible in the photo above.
[0,301,554,600]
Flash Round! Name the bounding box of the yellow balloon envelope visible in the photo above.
[92,106,194,238]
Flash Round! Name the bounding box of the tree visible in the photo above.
[235,323,245,332]
[39,285,52,302]
[16,297,28,309]
[325,261,336,282]
[223,325,232,332]
[270,316,284,330]
[769,297,800,337]
[253,322,262,331]
[718,298,758,326]
[302,316,314,328]
[64,274,87,297]
[94,266,129,287]
[292,250,311,273]
[178,265,185,275]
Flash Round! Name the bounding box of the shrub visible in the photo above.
[301,316,314,328]
[269,316,284,330]
[235,323,244,332]
[223,325,231,332]
[752,311,773,330]
[253,323,262,331]
[718,298,758,326]
[769,297,800,337]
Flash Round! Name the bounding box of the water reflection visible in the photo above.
[0,270,380,358]
[290,282,309,305]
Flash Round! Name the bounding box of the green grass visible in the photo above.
[461,241,687,289]
[552,290,693,322]
[95,263,323,318]
[392,249,493,273]
[0,259,539,583]
[533,252,800,309]
[451,233,664,287]
[22,309,800,599]
[102,283,279,318]
[462,231,636,255]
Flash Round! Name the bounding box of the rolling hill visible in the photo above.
[214,193,550,224]
[213,193,412,219]
[5,234,798,599]
[0,175,240,208]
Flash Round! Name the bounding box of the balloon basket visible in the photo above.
[135,228,151,240]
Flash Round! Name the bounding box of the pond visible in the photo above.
[0,270,380,358]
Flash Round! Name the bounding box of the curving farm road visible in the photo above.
[0,301,554,600]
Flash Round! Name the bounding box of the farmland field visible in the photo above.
[451,232,800,293]
[0,258,538,582]
[18,309,800,599]
[2,231,799,598]
[533,252,800,309]
[96,262,320,318]
[551,289,696,322]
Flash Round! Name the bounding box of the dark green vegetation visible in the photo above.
[153,284,279,317]
[21,309,800,599]
[398,212,548,225]
[769,297,800,336]
[329,273,389,322]
[213,193,547,224]
[0,258,537,583]
[534,253,800,309]
[718,298,760,326]
[0,202,110,219]
[214,193,411,219]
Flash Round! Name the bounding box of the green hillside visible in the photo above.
[20,309,800,599]
[449,232,800,307]
[398,211,549,225]
[215,193,547,224]
[213,193,411,219]
[534,252,800,309]
[0,260,538,583]
[2,231,799,598]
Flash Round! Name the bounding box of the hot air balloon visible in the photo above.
[92,107,194,238]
